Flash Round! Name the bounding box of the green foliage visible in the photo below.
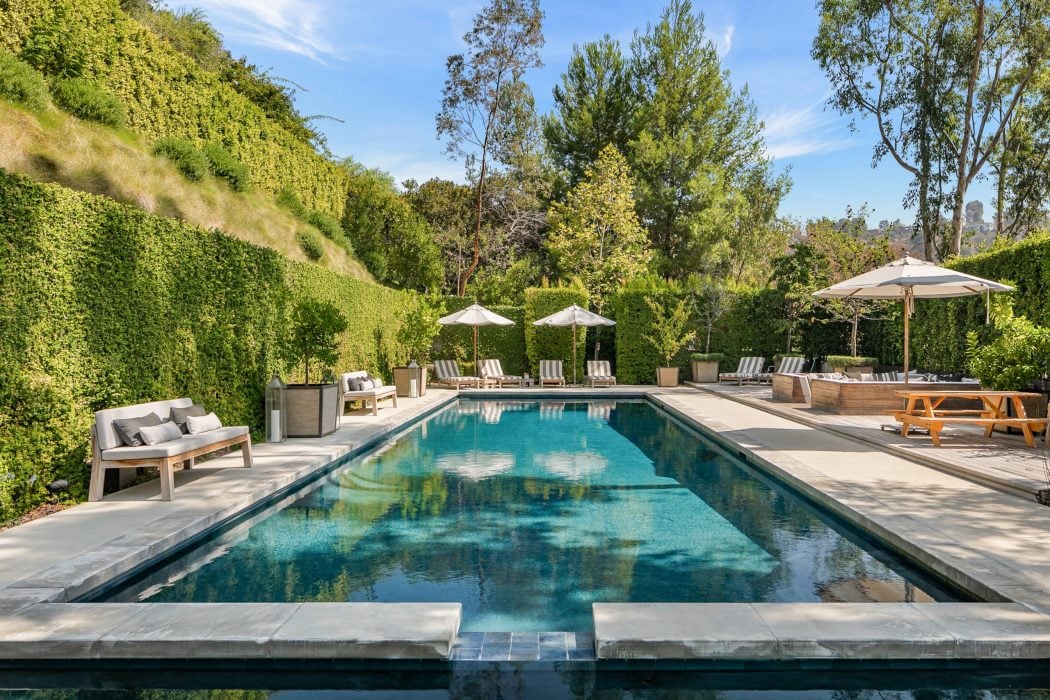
[465,254,542,305]
[305,210,346,245]
[963,295,1050,390]
[342,168,443,292]
[825,355,879,369]
[402,177,474,294]
[152,137,209,181]
[524,285,589,379]
[51,77,125,127]
[645,296,696,367]
[136,6,226,72]
[285,299,348,385]
[296,230,324,261]
[437,298,527,376]
[202,142,249,192]
[0,171,417,522]
[397,295,447,365]
[690,352,724,362]
[0,50,48,110]
[1,0,348,216]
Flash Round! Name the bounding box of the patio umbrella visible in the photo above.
[813,255,1012,383]
[437,303,515,375]
[531,304,616,384]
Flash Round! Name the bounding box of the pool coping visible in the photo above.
[2,387,1050,664]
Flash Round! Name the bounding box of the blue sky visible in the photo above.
[185,0,994,227]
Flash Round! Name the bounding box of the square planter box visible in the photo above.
[656,366,680,387]
[691,360,719,383]
[286,383,340,437]
[392,366,428,397]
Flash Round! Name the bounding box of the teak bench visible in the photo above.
[90,398,252,501]
[892,390,1048,447]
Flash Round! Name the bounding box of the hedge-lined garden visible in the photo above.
[0,171,413,521]
[0,0,349,217]
[524,286,589,380]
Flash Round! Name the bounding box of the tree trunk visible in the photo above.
[705,319,713,353]
[458,154,487,295]
[850,304,860,357]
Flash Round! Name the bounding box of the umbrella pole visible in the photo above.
[473,324,478,381]
[903,288,910,385]
[572,323,577,385]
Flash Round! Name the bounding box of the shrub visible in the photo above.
[284,299,348,385]
[50,78,126,128]
[277,187,308,218]
[0,52,49,111]
[825,354,879,369]
[296,230,324,261]
[152,137,209,181]
[965,301,1050,390]
[306,210,344,242]
[202,143,250,192]
[690,352,724,362]
[524,285,589,379]
[645,297,696,367]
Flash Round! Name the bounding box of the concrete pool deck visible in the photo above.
[2,386,1050,664]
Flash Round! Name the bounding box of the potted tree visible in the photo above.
[646,297,696,387]
[393,295,444,397]
[283,298,348,437]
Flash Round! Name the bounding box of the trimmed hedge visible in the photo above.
[0,0,348,216]
[436,298,527,376]
[0,171,415,522]
[524,286,589,381]
[202,142,249,192]
[152,137,208,181]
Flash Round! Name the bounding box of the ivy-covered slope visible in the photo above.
[0,0,348,217]
[0,171,414,521]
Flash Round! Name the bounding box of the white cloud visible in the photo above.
[715,24,734,57]
[190,0,337,62]
[761,100,854,159]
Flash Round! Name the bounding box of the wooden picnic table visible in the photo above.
[893,389,1048,447]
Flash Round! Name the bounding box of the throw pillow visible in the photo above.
[139,421,183,445]
[359,378,374,391]
[349,376,364,392]
[186,412,223,434]
[368,374,384,388]
[170,404,207,434]
[113,413,163,447]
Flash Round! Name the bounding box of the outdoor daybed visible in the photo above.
[90,398,251,502]
[340,371,398,416]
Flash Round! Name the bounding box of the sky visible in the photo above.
[183,0,995,228]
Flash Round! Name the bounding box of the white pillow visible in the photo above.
[359,378,374,390]
[186,412,223,434]
[369,375,384,388]
[139,421,183,445]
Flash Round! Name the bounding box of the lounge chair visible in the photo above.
[584,360,616,387]
[479,359,523,388]
[719,356,765,385]
[759,355,806,383]
[539,360,566,387]
[340,371,397,416]
[432,360,481,389]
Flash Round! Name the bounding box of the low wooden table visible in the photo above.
[893,390,1048,447]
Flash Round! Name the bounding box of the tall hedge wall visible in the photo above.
[0,0,348,216]
[0,171,413,522]
[524,287,589,380]
[436,297,527,376]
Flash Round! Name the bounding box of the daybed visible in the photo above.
[90,398,251,502]
[340,371,398,416]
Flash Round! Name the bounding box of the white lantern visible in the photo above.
[265,373,287,442]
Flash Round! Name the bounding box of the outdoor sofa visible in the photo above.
[340,371,397,416]
[90,398,251,502]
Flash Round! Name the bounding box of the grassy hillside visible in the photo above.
[0,100,372,280]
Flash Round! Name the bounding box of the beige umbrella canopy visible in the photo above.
[531,304,616,384]
[813,256,1013,383]
[438,303,515,374]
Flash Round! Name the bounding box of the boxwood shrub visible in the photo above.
[296,229,324,261]
[152,137,209,181]
[50,77,125,127]
[0,51,49,111]
[202,142,249,192]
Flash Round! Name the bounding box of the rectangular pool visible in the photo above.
[98,399,963,630]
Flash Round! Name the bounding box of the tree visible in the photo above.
[546,145,652,358]
[645,297,696,367]
[991,74,1050,239]
[629,0,787,278]
[543,35,636,190]
[436,0,544,295]
[403,178,475,294]
[285,299,347,385]
[965,199,985,225]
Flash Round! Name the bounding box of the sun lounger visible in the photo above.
[539,360,566,387]
[340,371,397,416]
[584,360,616,387]
[759,355,806,383]
[719,356,765,385]
[479,359,523,388]
[432,359,481,389]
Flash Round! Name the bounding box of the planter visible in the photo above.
[656,366,680,387]
[843,365,874,379]
[285,383,340,437]
[392,366,428,398]
[691,360,719,383]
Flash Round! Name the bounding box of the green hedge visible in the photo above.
[436,297,527,376]
[0,171,415,522]
[0,0,348,216]
[524,286,589,381]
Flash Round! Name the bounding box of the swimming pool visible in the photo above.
[99,399,963,630]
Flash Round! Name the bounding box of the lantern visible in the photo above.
[265,373,287,443]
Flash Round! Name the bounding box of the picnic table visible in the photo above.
[892,389,1048,447]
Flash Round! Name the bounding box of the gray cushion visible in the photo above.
[170,403,207,433]
[95,398,193,452]
[101,426,249,461]
[349,376,364,391]
[139,421,183,445]
[112,413,164,447]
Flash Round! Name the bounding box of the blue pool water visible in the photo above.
[101,400,961,630]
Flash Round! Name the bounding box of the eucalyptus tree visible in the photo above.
[990,73,1050,239]
[629,0,786,279]
[436,0,544,295]
[543,35,637,190]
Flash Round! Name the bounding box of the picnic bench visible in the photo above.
[892,390,1048,447]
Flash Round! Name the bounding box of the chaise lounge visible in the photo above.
[479,359,524,388]
[540,360,566,387]
[584,360,616,387]
[432,360,481,389]
[719,356,765,385]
